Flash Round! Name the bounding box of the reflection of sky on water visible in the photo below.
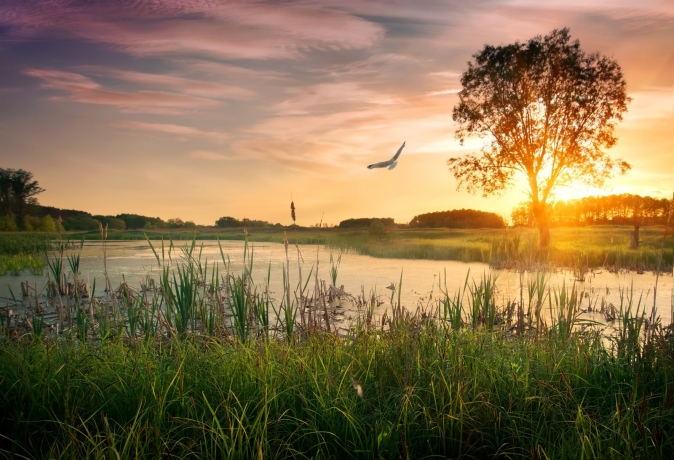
[1,241,672,326]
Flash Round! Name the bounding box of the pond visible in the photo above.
[1,240,672,328]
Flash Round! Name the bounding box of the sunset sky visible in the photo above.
[0,0,672,226]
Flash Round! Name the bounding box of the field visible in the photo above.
[1,238,673,459]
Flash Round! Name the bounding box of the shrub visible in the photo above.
[38,215,57,232]
[0,214,18,231]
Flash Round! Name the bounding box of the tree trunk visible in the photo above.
[532,200,550,248]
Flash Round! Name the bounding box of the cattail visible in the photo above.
[290,200,296,225]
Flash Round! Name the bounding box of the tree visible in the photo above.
[7,169,45,229]
[216,216,241,228]
[449,28,630,247]
[167,218,185,228]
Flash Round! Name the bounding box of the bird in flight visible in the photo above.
[367,141,405,170]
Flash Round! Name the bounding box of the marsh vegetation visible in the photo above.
[0,234,673,458]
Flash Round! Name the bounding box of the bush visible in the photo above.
[93,215,126,230]
[368,220,389,240]
[22,215,40,231]
[0,214,18,231]
[38,215,57,232]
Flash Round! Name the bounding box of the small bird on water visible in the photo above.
[367,141,405,170]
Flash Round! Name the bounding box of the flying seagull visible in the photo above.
[367,141,405,170]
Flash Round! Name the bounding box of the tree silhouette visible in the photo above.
[11,170,45,229]
[0,168,45,229]
[449,28,630,246]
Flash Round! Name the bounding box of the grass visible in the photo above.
[1,327,672,459]
[0,234,55,275]
[0,238,673,458]
[0,254,43,276]
[0,233,54,255]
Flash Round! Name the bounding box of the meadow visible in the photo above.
[0,236,673,458]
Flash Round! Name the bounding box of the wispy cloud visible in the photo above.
[274,82,402,116]
[624,88,674,120]
[76,67,255,100]
[116,121,228,143]
[1,1,384,60]
[25,69,221,113]
[426,89,460,96]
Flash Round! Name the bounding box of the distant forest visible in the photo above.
[512,194,672,227]
[409,209,506,229]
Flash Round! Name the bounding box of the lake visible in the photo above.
[1,240,672,327]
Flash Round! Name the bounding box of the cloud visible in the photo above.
[76,67,255,100]
[25,68,221,113]
[116,121,228,142]
[232,137,347,173]
[624,88,674,120]
[426,89,460,96]
[0,1,384,60]
[274,82,402,115]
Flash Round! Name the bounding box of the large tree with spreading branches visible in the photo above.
[449,28,630,247]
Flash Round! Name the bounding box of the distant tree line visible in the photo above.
[59,214,200,231]
[511,194,672,227]
[215,216,282,228]
[338,218,395,229]
[409,209,505,229]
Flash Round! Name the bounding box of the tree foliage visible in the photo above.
[449,28,630,246]
[0,168,45,230]
[215,216,279,228]
[338,218,395,229]
[410,209,505,229]
[512,194,672,228]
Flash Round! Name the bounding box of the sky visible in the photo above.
[0,0,672,226]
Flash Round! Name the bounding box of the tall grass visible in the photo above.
[1,318,672,458]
